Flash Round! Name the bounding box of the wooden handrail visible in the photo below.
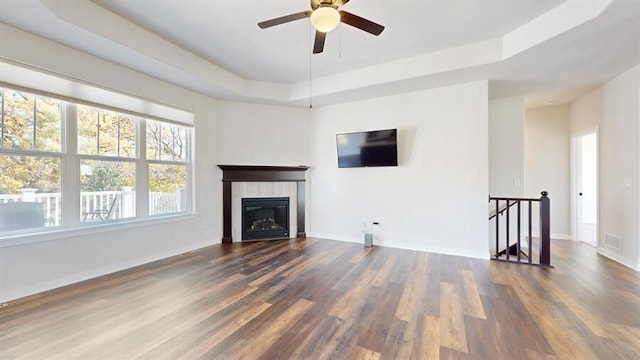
[489,196,541,202]
[489,191,551,267]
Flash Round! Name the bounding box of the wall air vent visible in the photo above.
[603,233,622,251]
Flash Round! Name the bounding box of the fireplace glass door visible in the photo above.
[241,197,289,241]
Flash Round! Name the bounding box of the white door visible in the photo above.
[575,132,598,246]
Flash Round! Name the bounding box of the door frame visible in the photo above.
[570,127,599,246]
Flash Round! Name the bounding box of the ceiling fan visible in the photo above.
[258,0,385,54]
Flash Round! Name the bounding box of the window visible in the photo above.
[0,88,63,232]
[80,159,136,221]
[147,120,188,215]
[78,105,138,221]
[78,105,137,157]
[0,85,193,237]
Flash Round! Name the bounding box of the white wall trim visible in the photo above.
[530,232,573,241]
[307,233,491,260]
[598,247,640,271]
[551,233,574,241]
[0,214,197,248]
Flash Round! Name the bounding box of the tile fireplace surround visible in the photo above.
[217,165,309,243]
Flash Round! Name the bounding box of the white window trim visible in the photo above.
[0,213,198,248]
[0,73,195,244]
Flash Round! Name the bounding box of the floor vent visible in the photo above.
[603,233,622,251]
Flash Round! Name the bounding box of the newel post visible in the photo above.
[539,191,551,266]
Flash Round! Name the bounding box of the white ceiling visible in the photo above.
[94,0,566,83]
[1,0,640,108]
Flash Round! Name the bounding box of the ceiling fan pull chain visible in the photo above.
[309,24,313,108]
[339,23,342,58]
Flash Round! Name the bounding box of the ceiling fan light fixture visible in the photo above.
[310,7,340,33]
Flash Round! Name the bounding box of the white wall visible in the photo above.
[572,63,640,270]
[488,97,525,255]
[0,24,221,302]
[216,101,311,166]
[571,88,602,133]
[308,81,489,259]
[489,97,525,197]
[525,105,571,239]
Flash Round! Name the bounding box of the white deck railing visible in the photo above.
[0,190,181,226]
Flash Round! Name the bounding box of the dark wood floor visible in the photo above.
[1,238,639,359]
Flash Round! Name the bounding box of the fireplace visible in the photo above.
[242,197,289,241]
[218,165,309,243]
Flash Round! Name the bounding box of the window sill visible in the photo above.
[0,213,197,248]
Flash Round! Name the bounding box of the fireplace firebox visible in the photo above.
[241,197,289,241]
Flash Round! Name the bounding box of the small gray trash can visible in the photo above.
[364,233,373,247]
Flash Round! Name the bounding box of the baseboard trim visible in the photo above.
[598,247,640,271]
[530,232,573,241]
[306,232,490,260]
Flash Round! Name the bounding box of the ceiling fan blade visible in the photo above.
[258,11,312,29]
[338,0,351,6]
[339,10,384,36]
[313,31,326,54]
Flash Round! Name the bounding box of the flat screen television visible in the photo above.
[336,129,398,168]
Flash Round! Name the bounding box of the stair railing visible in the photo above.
[488,191,551,266]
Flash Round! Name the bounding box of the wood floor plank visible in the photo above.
[221,298,315,359]
[351,281,404,354]
[372,255,397,287]
[349,345,381,360]
[394,298,441,359]
[423,315,441,360]
[460,269,487,319]
[68,285,258,359]
[328,269,377,320]
[423,254,442,317]
[7,271,216,358]
[349,247,374,264]
[537,271,610,338]
[506,269,599,359]
[287,315,346,358]
[281,255,315,278]
[439,282,469,353]
[176,302,272,359]
[440,346,471,359]
[1,238,639,359]
[394,268,423,321]
[307,317,360,359]
[247,254,305,287]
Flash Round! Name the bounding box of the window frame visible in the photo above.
[0,84,194,242]
[145,118,192,216]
